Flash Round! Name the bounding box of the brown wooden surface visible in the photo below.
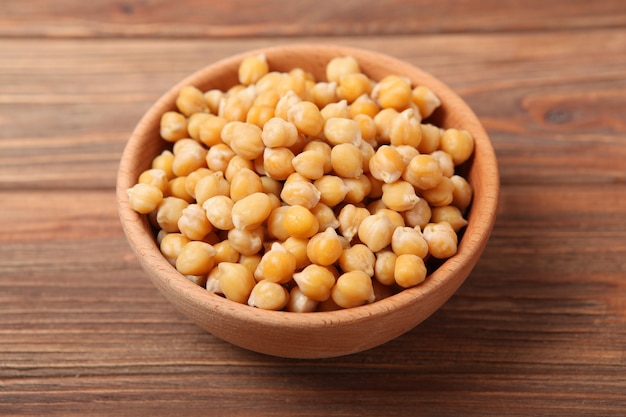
[1,1,625,415]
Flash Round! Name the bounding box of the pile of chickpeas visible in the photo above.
[127,54,474,312]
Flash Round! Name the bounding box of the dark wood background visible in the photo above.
[1,1,625,415]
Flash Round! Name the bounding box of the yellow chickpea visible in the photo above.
[311,202,340,231]
[238,53,269,85]
[221,121,264,161]
[391,226,429,258]
[342,175,372,205]
[353,113,378,145]
[187,113,212,141]
[403,154,443,191]
[421,176,455,207]
[307,227,344,266]
[394,254,427,288]
[231,192,273,231]
[358,211,395,253]
[287,101,324,136]
[172,142,208,177]
[381,181,420,212]
[178,203,213,241]
[337,72,373,103]
[175,241,216,276]
[373,108,399,144]
[418,123,442,154]
[280,173,321,209]
[310,81,339,109]
[314,175,348,207]
[293,264,337,302]
[372,74,413,111]
[261,117,299,148]
[402,197,432,229]
[266,205,291,241]
[440,128,475,165]
[326,55,361,83]
[303,140,333,174]
[349,94,379,119]
[263,147,296,180]
[330,142,364,178]
[160,111,188,142]
[156,196,189,233]
[159,232,190,266]
[411,85,441,119]
[282,236,311,270]
[337,204,370,242]
[450,174,473,212]
[227,227,265,256]
[338,243,376,276]
[194,171,229,206]
[213,239,240,264]
[323,117,361,146]
[151,150,175,180]
[292,149,327,180]
[331,271,375,309]
[127,183,163,214]
[224,155,255,182]
[423,221,458,259]
[229,168,263,202]
[216,262,257,304]
[282,204,319,239]
[176,85,209,117]
[202,195,235,231]
[254,242,297,284]
[286,287,319,313]
[320,100,350,122]
[430,205,469,232]
[369,145,405,184]
[374,250,397,286]
[389,108,422,148]
[247,281,289,311]
[128,53,478,313]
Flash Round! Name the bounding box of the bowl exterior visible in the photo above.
[117,44,499,358]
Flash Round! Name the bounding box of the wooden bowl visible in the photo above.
[117,44,499,358]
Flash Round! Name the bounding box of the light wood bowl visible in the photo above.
[117,44,499,358]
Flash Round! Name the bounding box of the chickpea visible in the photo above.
[331,271,375,309]
[160,111,188,142]
[326,55,361,83]
[307,227,344,266]
[176,86,209,117]
[330,143,363,178]
[128,53,477,313]
[440,128,475,165]
[127,183,163,214]
[238,53,269,86]
[254,242,297,284]
[423,222,458,259]
[175,241,216,276]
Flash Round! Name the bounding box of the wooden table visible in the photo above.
[2,1,625,415]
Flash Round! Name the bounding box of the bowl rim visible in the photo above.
[117,43,499,337]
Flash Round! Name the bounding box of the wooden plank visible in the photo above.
[1,0,625,38]
[2,1,626,415]
[1,30,625,190]
[3,181,626,241]
[1,183,625,350]
[0,370,624,416]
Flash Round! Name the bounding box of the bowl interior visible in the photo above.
[117,44,499,358]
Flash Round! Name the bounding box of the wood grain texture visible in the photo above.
[1,0,625,38]
[1,0,626,414]
[2,185,625,415]
[2,30,625,190]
